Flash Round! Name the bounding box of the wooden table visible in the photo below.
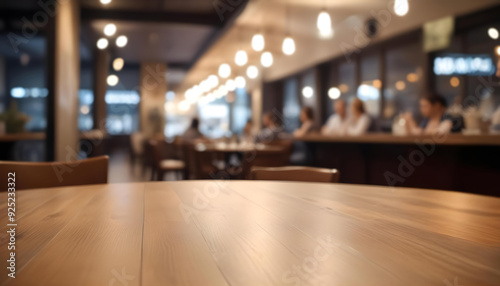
[1,181,499,285]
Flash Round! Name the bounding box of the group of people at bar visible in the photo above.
[295,94,464,137]
[182,93,464,144]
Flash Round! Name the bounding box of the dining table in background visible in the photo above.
[0,181,499,286]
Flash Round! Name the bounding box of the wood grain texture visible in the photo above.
[0,181,499,286]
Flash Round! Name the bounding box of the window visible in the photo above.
[358,52,381,116]
[198,98,230,138]
[78,90,94,131]
[105,90,140,135]
[231,88,251,134]
[283,77,300,132]
[338,60,357,101]
[384,42,423,119]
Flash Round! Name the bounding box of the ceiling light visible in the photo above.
[166,91,175,101]
[406,73,418,82]
[107,75,119,86]
[100,0,111,4]
[339,84,350,93]
[104,24,116,36]
[302,86,314,98]
[251,34,265,52]
[116,35,128,48]
[394,0,409,16]
[235,76,246,88]
[112,58,124,71]
[97,38,108,49]
[317,11,333,38]
[214,89,222,99]
[208,75,219,88]
[218,63,231,78]
[488,28,499,40]
[328,87,341,99]
[226,79,236,91]
[219,85,228,96]
[246,65,259,79]
[450,77,460,88]
[282,37,296,56]
[200,80,211,92]
[178,100,190,112]
[260,51,273,68]
[395,81,406,91]
[235,50,248,66]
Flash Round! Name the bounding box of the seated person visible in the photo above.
[256,112,282,143]
[404,94,462,135]
[321,99,348,135]
[182,118,204,141]
[293,106,316,137]
[345,97,371,136]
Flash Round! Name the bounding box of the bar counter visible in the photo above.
[299,133,500,146]
[296,133,500,196]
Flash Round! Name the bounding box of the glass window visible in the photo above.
[338,60,356,101]
[434,36,464,106]
[358,52,381,116]
[231,88,250,134]
[78,90,94,131]
[464,23,500,118]
[198,98,230,138]
[282,77,300,132]
[105,90,140,135]
[4,55,47,132]
[79,64,94,131]
[384,42,423,119]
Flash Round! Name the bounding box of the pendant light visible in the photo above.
[251,34,265,52]
[282,0,296,55]
[394,0,409,16]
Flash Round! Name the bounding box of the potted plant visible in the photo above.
[0,101,30,134]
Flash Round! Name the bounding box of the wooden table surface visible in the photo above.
[1,181,499,286]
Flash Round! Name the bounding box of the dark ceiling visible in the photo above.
[0,0,248,87]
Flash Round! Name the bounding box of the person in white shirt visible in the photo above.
[403,94,458,135]
[321,99,348,135]
[293,106,315,137]
[345,97,371,136]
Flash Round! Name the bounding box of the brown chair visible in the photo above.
[183,143,220,179]
[241,140,293,178]
[250,166,340,183]
[148,139,186,181]
[0,156,109,191]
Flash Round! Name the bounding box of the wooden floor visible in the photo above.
[1,181,499,286]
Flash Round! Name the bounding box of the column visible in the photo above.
[92,49,109,131]
[46,0,80,161]
[139,62,167,138]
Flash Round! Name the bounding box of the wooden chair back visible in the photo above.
[250,166,339,183]
[0,156,109,191]
[183,143,218,179]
